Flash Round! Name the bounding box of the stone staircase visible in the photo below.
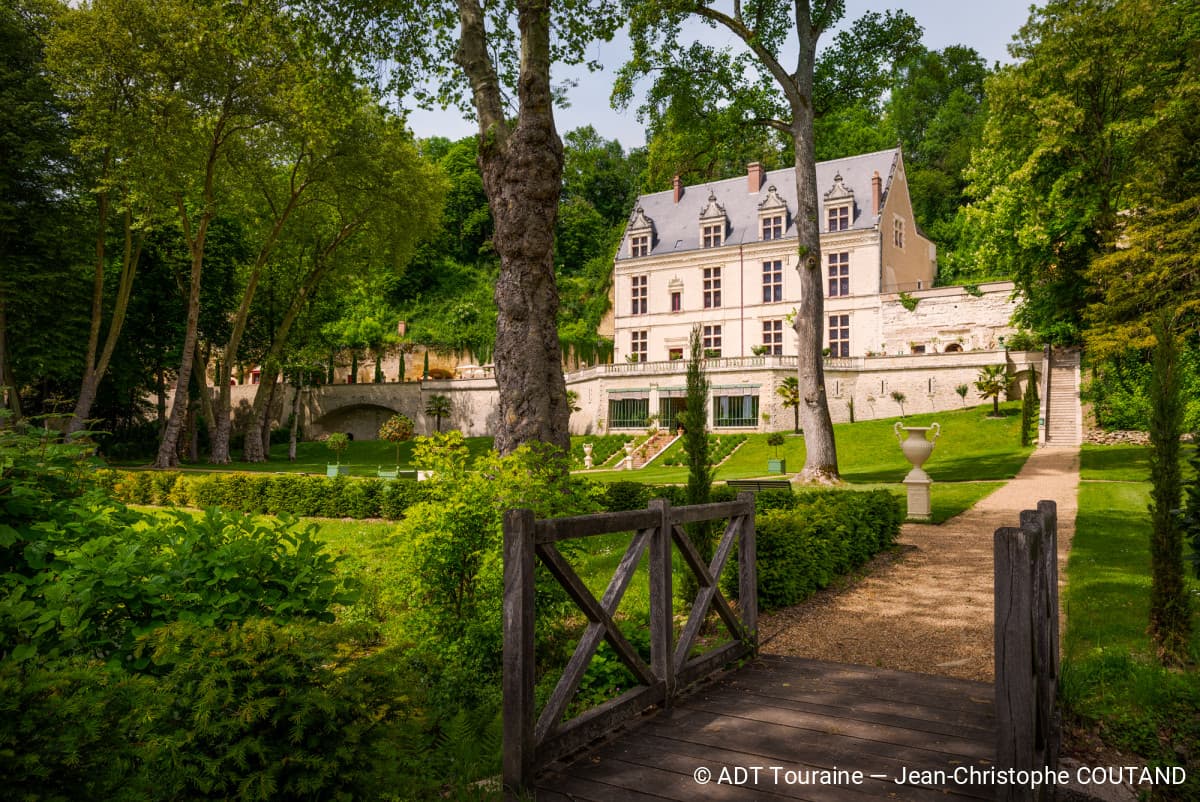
[1043,348,1082,446]
[628,431,677,469]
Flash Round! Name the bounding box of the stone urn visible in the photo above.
[894,422,940,521]
[623,441,635,470]
[583,442,594,469]
[894,422,940,481]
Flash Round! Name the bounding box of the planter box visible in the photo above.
[326,464,348,477]
[767,458,786,474]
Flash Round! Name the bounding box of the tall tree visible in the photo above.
[964,0,1178,343]
[377,1,620,456]
[619,1,920,482]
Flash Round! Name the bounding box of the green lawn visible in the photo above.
[582,402,1030,484]
[1062,454,1200,798]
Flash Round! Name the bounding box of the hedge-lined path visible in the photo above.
[760,446,1081,683]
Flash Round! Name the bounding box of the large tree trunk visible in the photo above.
[155,208,210,468]
[787,12,839,483]
[68,199,142,436]
[459,0,570,456]
[288,372,303,461]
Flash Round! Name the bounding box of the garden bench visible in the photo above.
[726,478,792,493]
[376,468,418,481]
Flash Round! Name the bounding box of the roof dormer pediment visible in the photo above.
[699,192,726,221]
[824,172,855,203]
[629,205,655,232]
[757,185,787,212]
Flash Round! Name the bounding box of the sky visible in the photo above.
[401,1,1037,149]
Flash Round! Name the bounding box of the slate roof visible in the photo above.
[618,148,901,260]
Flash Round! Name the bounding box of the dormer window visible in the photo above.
[757,184,788,241]
[827,205,850,232]
[627,205,655,258]
[761,215,783,240]
[823,172,855,232]
[698,191,727,248]
[630,234,649,258]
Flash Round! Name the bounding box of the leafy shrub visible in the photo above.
[0,622,420,802]
[4,503,357,663]
[659,433,747,466]
[723,489,902,610]
[103,470,439,521]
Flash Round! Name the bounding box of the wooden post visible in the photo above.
[1037,501,1061,797]
[994,523,1035,802]
[737,492,758,651]
[648,498,675,703]
[503,508,536,794]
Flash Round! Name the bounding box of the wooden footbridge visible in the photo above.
[503,496,1060,801]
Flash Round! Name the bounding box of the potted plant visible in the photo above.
[324,432,350,476]
[377,414,414,479]
[766,433,786,474]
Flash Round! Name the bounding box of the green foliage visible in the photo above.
[974,364,1008,416]
[955,383,969,406]
[1021,369,1040,447]
[323,432,350,465]
[723,490,903,610]
[1087,347,1200,433]
[777,376,801,433]
[101,469,434,521]
[570,434,629,469]
[378,413,414,467]
[897,291,919,312]
[1184,441,1200,579]
[0,620,419,801]
[424,394,452,432]
[659,433,748,467]
[392,434,597,707]
[1147,321,1191,663]
[682,325,711,506]
[890,390,907,416]
[766,433,786,456]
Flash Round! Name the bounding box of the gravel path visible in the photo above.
[760,447,1080,682]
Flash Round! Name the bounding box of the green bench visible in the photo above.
[725,478,793,493]
[377,468,418,481]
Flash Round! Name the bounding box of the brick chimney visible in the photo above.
[871,170,882,215]
[673,174,683,204]
[747,162,764,193]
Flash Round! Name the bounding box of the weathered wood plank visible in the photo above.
[502,508,536,792]
[995,523,1036,802]
[668,499,751,525]
[737,492,758,645]
[534,535,654,742]
[675,640,752,689]
[647,499,675,702]
[534,508,660,543]
[535,681,666,770]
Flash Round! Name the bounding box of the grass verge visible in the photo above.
[1062,460,1200,799]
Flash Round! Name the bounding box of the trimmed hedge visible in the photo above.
[723,489,902,610]
[97,469,431,520]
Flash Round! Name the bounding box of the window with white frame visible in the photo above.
[893,217,905,248]
[761,214,784,240]
[762,260,783,302]
[827,252,849,297]
[631,274,647,315]
[829,314,850,358]
[762,320,784,355]
[630,233,650,258]
[630,330,648,362]
[827,204,850,232]
[702,222,723,248]
[702,324,722,357]
[703,267,721,308]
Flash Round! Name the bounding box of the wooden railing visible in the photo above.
[994,500,1061,802]
[502,493,757,792]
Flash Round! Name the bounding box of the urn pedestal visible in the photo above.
[583,442,594,469]
[894,422,941,521]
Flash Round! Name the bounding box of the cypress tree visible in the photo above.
[681,326,712,599]
[1021,368,1039,447]
[1147,317,1191,664]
